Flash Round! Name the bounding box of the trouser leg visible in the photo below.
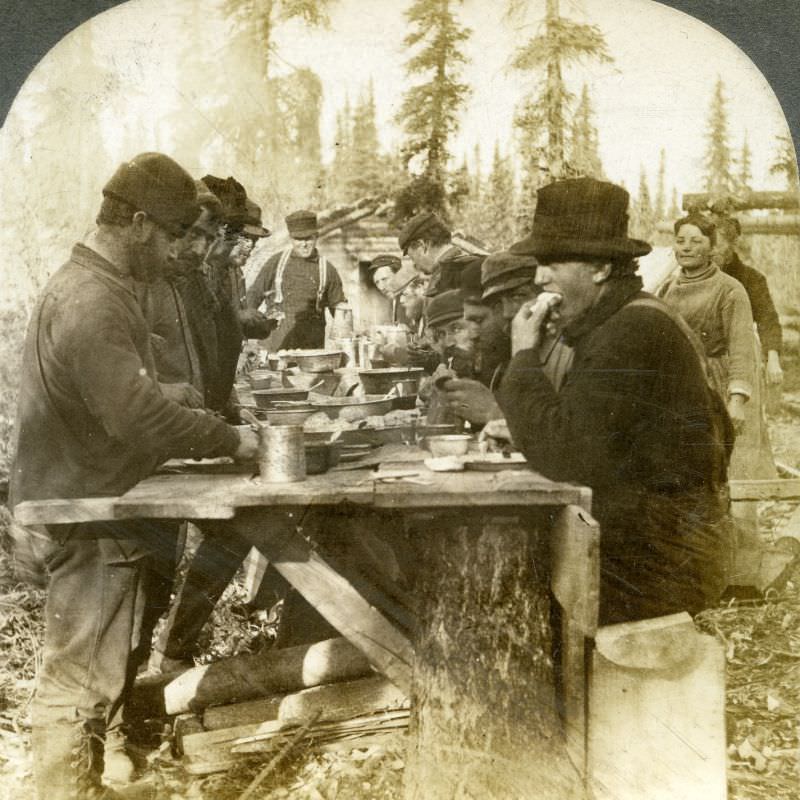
[155,523,252,662]
[32,524,149,800]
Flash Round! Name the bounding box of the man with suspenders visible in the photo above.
[245,210,347,349]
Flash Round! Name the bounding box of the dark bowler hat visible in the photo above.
[103,152,199,237]
[368,253,402,273]
[481,252,538,301]
[242,198,271,238]
[285,210,318,238]
[397,211,451,254]
[202,175,248,229]
[510,177,651,261]
[425,289,464,329]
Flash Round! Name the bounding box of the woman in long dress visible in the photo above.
[659,214,769,492]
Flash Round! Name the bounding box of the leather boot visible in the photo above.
[31,719,155,800]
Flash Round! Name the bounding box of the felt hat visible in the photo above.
[368,253,402,273]
[397,211,451,254]
[285,210,318,238]
[481,252,538,301]
[425,289,464,329]
[195,180,222,215]
[460,255,487,302]
[242,198,271,238]
[510,177,652,260]
[103,152,199,237]
[201,175,249,229]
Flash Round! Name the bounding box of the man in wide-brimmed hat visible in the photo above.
[494,176,731,625]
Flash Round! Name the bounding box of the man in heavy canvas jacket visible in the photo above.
[496,177,730,625]
[9,152,258,800]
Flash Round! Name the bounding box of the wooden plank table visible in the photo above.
[15,444,597,798]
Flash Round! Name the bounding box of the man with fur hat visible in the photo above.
[494,177,730,624]
[245,209,347,350]
[9,153,259,799]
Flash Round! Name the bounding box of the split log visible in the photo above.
[180,676,409,775]
[588,613,727,800]
[404,510,583,800]
[682,190,800,211]
[202,675,407,730]
[165,637,373,715]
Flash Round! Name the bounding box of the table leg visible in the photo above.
[231,508,414,693]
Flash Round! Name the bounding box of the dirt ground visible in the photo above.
[2,398,800,799]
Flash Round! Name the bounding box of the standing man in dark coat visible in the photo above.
[245,210,347,350]
[9,153,258,800]
[713,215,784,386]
[496,177,730,625]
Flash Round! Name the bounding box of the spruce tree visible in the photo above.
[654,148,666,221]
[668,186,680,220]
[703,77,734,197]
[486,142,517,248]
[394,0,472,219]
[510,0,610,181]
[567,83,603,178]
[737,133,752,194]
[630,167,655,240]
[346,81,384,201]
[770,134,799,190]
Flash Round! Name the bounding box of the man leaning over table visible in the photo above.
[9,152,258,800]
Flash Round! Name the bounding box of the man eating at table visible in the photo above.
[9,152,258,800]
[494,176,730,624]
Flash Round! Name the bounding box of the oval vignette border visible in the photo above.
[0,0,798,161]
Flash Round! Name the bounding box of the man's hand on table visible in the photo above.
[480,418,515,449]
[161,382,204,409]
[439,378,502,425]
[234,427,260,462]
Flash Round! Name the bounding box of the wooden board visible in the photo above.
[14,497,118,526]
[550,504,601,784]
[589,615,726,800]
[729,478,800,501]
[233,511,414,693]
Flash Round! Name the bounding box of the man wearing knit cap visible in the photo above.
[396,210,463,297]
[495,176,730,625]
[9,153,259,799]
[246,209,348,350]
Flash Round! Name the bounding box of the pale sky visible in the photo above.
[270,0,791,194]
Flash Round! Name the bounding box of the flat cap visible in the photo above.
[286,209,318,238]
[242,198,271,238]
[481,251,538,301]
[368,253,402,273]
[103,152,199,237]
[397,211,451,254]
[425,289,464,329]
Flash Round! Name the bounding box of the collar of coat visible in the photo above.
[562,273,644,346]
[71,242,137,297]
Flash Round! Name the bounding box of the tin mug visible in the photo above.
[259,425,306,483]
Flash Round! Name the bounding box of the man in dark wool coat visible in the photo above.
[496,177,731,625]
